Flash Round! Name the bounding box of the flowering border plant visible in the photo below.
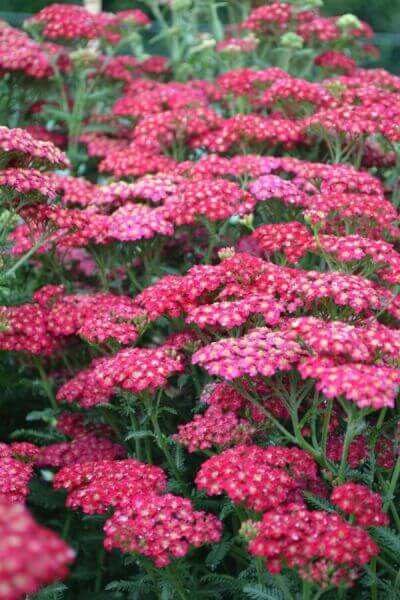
[0,1,399,599]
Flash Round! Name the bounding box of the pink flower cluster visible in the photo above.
[27,3,149,42]
[196,444,318,511]
[0,126,69,169]
[37,416,125,468]
[93,345,185,394]
[0,448,34,504]
[0,22,70,79]
[54,458,167,514]
[331,482,389,526]
[173,405,255,452]
[104,494,222,567]
[0,502,74,600]
[248,507,379,587]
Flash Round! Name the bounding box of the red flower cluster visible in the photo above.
[56,360,114,408]
[196,444,317,511]
[0,126,69,169]
[173,406,255,452]
[248,507,379,587]
[104,494,222,567]
[242,3,292,33]
[0,502,74,600]
[92,345,185,394]
[1,1,399,595]
[27,4,149,42]
[162,178,255,225]
[0,449,33,504]
[0,22,69,79]
[37,415,125,467]
[54,459,167,514]
[0,168,57,199]
[331,482,389,526]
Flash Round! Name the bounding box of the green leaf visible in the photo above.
[159,406,178,415]
[369,527,400,554]
[32,583,68,599]
[26,408,57,423]
[177,374,191,388]
[206,539,233,570]
[11,428,64,444]
[106,580,141,592]
[42,106,71,122]
[243,584,285,600]
[125,430,155,441]
[201,574,242,593]
[303,492,336,513]
[220,500,235,519]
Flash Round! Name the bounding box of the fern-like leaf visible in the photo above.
[369,527,400,555]
[32,583,67,599]
[205,539,233,570]
[243,583,285,600]
[303,492,336,512]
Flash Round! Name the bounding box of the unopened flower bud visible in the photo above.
[133,313,149,335]
[239,213,254,229]
[298,0,323,8]
[337,14,362,31]
[171,0,192,11]
[240,520,260,542]
[218,247,235,261]
[189,35,216,56]
[183,340,201,353]
[0,209,18,229]
[70,48,98,68]
[280,32,303,49]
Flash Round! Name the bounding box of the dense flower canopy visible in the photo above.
[0,1,399,598]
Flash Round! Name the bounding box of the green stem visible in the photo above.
[144,394,183,482]
[144,435,153,464]
[311,590,329,600]
[3,237,47,279]
[255,557,264,585]
[151,411,182,482]
[338,407,358,483]
[34,360,57,410]
[370,558,377,600]
[204,221,218,264]
[376,407,387,431]
[383,456,400,513]
[209,0,224,41]
[274,574,295,600]
[394,567,400,589]
[166,564,189,600]
[302,579,312,600]
[129,413,142,461]
[232,381,297,444]
[320,399,333,462]
[62,511,73,540]
[376,555,399,577]
[94,546,106,593]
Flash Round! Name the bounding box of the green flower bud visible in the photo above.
[239,213,254,230]
[218,247,235,261]
[290,0,322,9]
[70,48,98,68]
[171,0,192,11]
[337,13,362,31]
[239,520,260,542]
[0,210,18,229]
[189,34,216,56]
[280,32,304,49]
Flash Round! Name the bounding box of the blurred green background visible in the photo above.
[1,0,399,72]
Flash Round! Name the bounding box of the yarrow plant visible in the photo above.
[0,1,400,599]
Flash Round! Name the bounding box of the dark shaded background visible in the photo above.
[1,0,399,71]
